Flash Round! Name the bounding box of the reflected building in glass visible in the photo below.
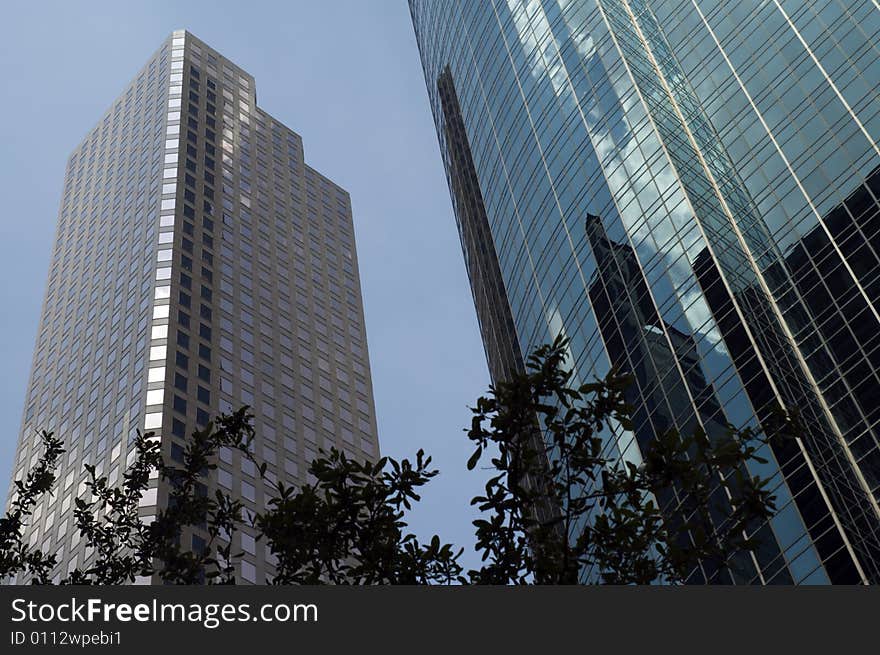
[411,0,880,583]
[4,31,379,584]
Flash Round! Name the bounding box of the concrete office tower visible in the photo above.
[411,1,880,583]
[5,30,379,584]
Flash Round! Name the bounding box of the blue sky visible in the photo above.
[0,1,490,568]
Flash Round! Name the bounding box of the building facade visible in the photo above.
[5,30,380,584]
[411,0,880,583]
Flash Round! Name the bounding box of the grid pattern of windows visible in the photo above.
[5,30,380,585]
[411,0,880,583]
[5,37,173,582]
[155,32,380,585]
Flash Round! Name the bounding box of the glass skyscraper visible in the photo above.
[411,0,880,583]
[5,31,379,584]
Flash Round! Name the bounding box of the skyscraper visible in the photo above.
[5,30,380,584]
[411,0,880,583]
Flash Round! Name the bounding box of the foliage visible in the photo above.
[257,449,463,584]
[1,339,783,585]
[0,431,64,583]
[0,409,460,585]
[1,410,259,584]
[466,335,781,584]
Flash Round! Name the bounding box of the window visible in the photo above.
[174,373,187,391]
[241,560,256,584]
[176,331,189,349]
[144,413,163,430]
[218,468,232,489]
[171,443,185,463]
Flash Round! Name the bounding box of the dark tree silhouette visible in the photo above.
[1,340,784,585]
[466,336,782,584]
